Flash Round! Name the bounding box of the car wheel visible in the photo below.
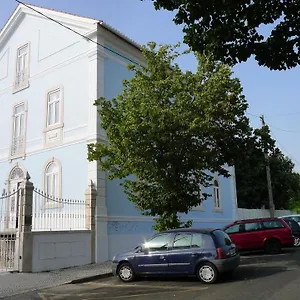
[294,236,300,247]
[117,263,136,282]
[197,262,219,284]
[264,239,281,254]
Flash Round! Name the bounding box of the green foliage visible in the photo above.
[153,213,193,232]
[235,125,300,210]
[87,42,251,231]
[150,0,300,70]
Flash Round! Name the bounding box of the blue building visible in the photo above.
[0,4,238,267]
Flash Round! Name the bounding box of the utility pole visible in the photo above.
[260,115,275,218]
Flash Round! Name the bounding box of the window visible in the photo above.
[213,230,232,246]
[43,158,62,208]
[173,233,192,249]
[213,179,222,210]
[224,224,240,234]
[262,220,284,229]
[11,103,26,157]
[284,219,300,231]
[290,216,300,223]
[191,233,215,249]
[45,162,58,198]
[47,89,61,127]
[243,222,261,232]
[144,234,171,252]
[14,43,30,91]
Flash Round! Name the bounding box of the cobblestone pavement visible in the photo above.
[0,261,112,299]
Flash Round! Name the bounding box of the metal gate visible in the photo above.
[0,188,21,273]
[0,233,16,272]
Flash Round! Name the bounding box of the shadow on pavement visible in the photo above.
[123,265,287,285]
[240,247,298,257]
[219,266,287,284]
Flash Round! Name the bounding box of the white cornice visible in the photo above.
[0,4,97,53]
[0,7,24,52]
[1,4,144,65]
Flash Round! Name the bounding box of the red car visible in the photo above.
[223,218,294,254]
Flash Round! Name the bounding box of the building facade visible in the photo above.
[0,4,238,266]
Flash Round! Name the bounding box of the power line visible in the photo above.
[248,112,300,166]
[275,112,300,117]
[247,112,300,133]
[15,0,142,67]
[270,130,300,166]
[246,112,261,119]
[268,124,300,133]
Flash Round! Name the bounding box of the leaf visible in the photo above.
[87,42,251,231]
[149,0,300,70]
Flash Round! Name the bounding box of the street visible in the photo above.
[5,248,300,300]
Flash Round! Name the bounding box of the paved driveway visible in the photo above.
[6,248,300,300]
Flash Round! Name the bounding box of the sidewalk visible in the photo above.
[0,261,112,299]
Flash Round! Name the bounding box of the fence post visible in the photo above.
[18,172,33,272]
[85,181,96,264]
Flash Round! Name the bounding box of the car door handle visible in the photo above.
[191,253,197,257]
[159,255,165,260]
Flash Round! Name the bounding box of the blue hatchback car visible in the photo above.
[112,228,240,284]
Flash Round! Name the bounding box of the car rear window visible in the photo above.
[284,219,300,231]
[291,216,300,223]
[212,230,232,246]
[262,220,284,229]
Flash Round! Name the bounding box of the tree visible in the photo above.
[235,125,300,210]
[289,173,300,213]
[150,0,300,70]
[87,42,251,231]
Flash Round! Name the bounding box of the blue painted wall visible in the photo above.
[0,142,88,200]
[107,220,231,236]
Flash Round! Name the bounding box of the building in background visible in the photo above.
[0,4,238,271]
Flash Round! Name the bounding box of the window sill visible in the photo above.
[12,82,30,94]
[9,153,26,162]
[43,123,64,133]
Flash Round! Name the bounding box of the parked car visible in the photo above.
[112,228,240,284]
[279,217,300,247]
[223,218,294,254]
[280,214,300,226]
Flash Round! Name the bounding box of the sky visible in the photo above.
[1,0,300,171]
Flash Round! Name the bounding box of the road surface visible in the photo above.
[6,248,300,300]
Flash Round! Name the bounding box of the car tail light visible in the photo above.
[217,248,227,259]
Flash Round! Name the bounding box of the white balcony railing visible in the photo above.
[11,135,24,156]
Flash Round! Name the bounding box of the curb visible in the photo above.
[66,272,114,284]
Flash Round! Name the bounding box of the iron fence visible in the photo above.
[32,188,88,231]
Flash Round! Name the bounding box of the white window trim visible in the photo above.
[13,42,30,94]
[9,100,28,161]
[44,85,64,133]
[43,157,62,209]
[5,163,26,230]
[212,178,223,212]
